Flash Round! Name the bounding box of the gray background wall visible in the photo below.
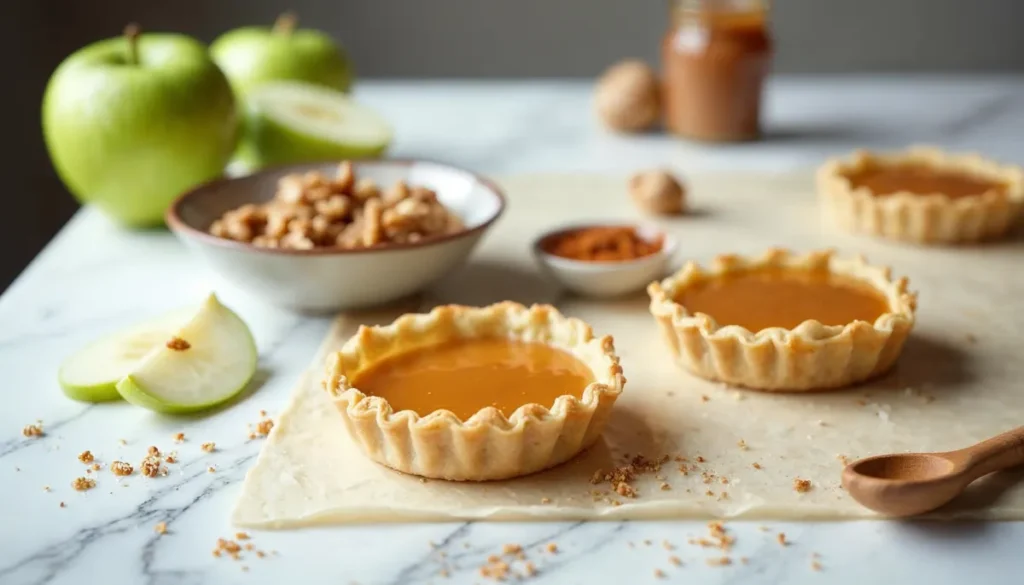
[4,0,1023,291]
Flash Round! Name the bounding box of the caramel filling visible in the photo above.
[675,268,890,332]
[351,339,594,420]
[847,163,1004,199]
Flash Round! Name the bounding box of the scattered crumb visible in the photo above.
[700,395,710,402]
[740,556,749,564]
[752,462,762,470]
[737,439,747,450]
[166,337,191,351]
[523,562,537,577]
[244,543,254,551]
[256,551,266,559]
[72,477,96,491]
[759,526,771,532]
[91,463,100,472]
[155,522,167,534]
[669,555,682,566]
[837,454,851,466]
[43,485,51,492]
[118,439,127,446]
[643,539,652,546]
[111,461,133,476]
[78,450,94,463]
[202,442,216,453]
[208,466,216,473]
[654,568,666,578]
[707,557,732,567]
[22,423,44,438]
[812,560,823,571]
[140,453,165,478]
[249,417,275,440]
[662,540,674,550]
[60,501,66,508]
[777,533,788,546]
[695,456,705,463]
[241,566,249,572]
[173,432,185,443]
[546,543,558,554]
[502,544,522,555]
[540,497,551,504]
[236,532,250,540]
[148,446,161,457]
[165,455,177,464]
[660,482,671,491]
[793,478,812,493]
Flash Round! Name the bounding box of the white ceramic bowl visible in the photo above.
[167,159,505,313]
[533,224,677,298]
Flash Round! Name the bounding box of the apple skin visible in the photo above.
[210,25,353,98]
[42,33,238,228]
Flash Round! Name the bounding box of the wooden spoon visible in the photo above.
[841,426,1024,517]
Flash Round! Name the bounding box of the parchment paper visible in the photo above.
[233,172,1024,527]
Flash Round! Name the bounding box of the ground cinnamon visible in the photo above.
[544,226,663,262]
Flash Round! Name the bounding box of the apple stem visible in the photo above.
[273,12,298,35]
[124,23,141,65]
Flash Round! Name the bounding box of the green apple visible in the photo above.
[237,81,391,169]
[42,25,238,227]
[116,294,258,414]
[58,307,196,403]
[210,13,353,98]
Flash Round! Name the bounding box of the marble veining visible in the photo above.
[3,78,1024,585]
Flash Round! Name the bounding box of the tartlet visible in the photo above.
[647,249,917,391]
[817,146,1024,244]
[323,302,625,481]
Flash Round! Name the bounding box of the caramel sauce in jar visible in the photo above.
[661,0,773,142]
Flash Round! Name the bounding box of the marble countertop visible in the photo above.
[3,77,1024,585]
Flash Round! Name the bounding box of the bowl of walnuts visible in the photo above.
[166,159,506,313]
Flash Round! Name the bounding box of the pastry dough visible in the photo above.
[234,173,1024,527]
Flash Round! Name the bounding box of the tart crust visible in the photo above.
[817,146,1024,244]
[323,302,625,481]
[647,249,917,392]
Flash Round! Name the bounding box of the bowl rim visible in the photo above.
[165,158,507,257]
[532,222,677,269]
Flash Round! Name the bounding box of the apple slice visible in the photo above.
[58,308,196,403]
[115,294,257,414]
[240,81,392,168]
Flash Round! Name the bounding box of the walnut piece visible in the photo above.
[629,170,686,216]
[594,60,661,133]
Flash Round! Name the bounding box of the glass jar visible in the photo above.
[661,0,773,142]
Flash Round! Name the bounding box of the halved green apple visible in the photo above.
[58,308,196,402]
[116,294,257,414]
[238,80,392,169]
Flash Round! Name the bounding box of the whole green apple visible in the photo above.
[43,26,238,227]
[210,13,353,97]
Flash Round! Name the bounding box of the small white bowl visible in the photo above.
[532,224,677,298]
[167,159,505,313]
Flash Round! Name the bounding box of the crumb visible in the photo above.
[78,450,94,463]
[255,419,274,437]
[540,497,551,504]
[669,555,682,566]
[22,423,44,438]
[643,539,652,546]
[812,560,823,571]
[165,455,177,464]
[208,466,216,473]
[502,544,522,555]
[777,533,788,546]
[707,557,732,567]
[695,456,705,463]
[259,409,267,417]
[740,557,749,564]
[705,490,714,497]
[700,395,709,402]
[43,485,50,492]
[793,478,812,493]
[140,455,164,478]
[72,477,96,491]
[236,532,250,540]
[91,463,100,472]
[202,442,216,453]
[837,454,851,466]
[523,562,537,577]
[166,337,191,351]
[147,446,160,457]
[155,522,167,534]
[546,543,558,554]
[256,551,266,559]
[759,525,771,532]
[855,399,867,406]
[118,439,127,446]
[660,482,671,491]
[244,543,254,551]
[662,540,673,550]
[654,568,666,578]
[110,461,133,476]
[241,566,249,572]
[439,567,450,577]
[737,439,747,450]
[59,501,66,508]
[752,462,762,470]
[173,432,185,443]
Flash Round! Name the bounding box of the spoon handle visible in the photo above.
[954,426,1024,480]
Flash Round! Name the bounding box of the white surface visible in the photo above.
[3,77,1024,584]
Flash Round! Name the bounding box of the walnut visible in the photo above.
[629,170,686,215]
[594,60,661,133]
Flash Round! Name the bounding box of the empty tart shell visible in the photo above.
[647,248,917,391]
[817,146,1024,244]
[323,302,625,481]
